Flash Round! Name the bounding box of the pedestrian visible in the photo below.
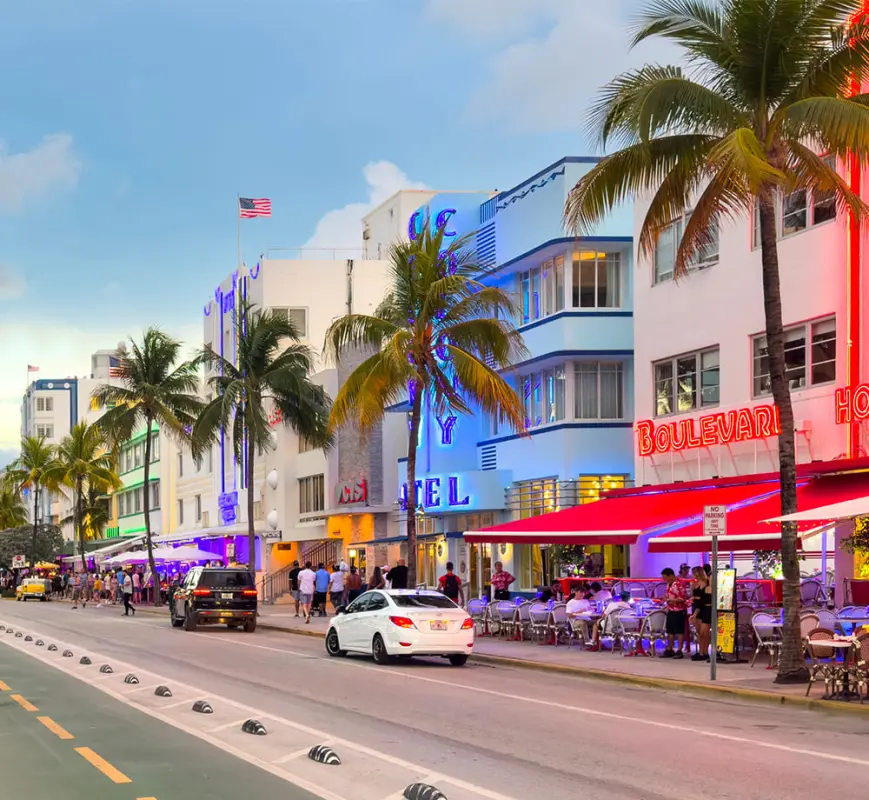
[71,571,82,609]
[288,560,301,617]
[132,568,142,604]
[388,559,409,590]
[369,565,386,591]
[490,561,515,600]
[689,566,712,662]
[62,571,70,598]
[661,567,690,659]
[314,563,331,617]
[111,570,120,604]
[329,564,345,611]
[94,573,103,607]
[345,566,362,604]
[297,561,316,624]
[121,568,136,616]
[438,562,464,606]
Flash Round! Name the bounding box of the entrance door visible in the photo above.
[468,543,492,598]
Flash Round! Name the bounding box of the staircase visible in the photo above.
[259,563,294,605]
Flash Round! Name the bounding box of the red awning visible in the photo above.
[464,482,779,546]
[647,472,869,553]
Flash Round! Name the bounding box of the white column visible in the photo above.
[834,520,855,607]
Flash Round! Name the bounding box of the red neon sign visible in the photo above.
[835,384,869,424]
[636,404,780,456]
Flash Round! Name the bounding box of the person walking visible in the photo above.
[297,561,317,623]
[369,566,386,591]
[121,568,136,616]
[132,568,142,604]
[345,566,362,604]
[314,563,331,617]
[71,571,83,609]
[328,564,345,612]
[438,562,464,607]
[288,560,301,617]
[388,559,408,590]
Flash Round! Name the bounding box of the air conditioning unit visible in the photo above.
[201,511,209,527]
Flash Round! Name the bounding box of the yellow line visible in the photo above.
[10,694,37,712]
[0,680,10,691]
[74,747,132,784]
[37,716,75,740]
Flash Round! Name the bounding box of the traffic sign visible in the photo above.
[703,505,727,537]
[11,555,26,569]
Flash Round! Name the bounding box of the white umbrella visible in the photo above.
[153,545,220,563]
[764,494,869,523]
[104,553,149,567]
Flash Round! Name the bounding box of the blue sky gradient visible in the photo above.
[0,0,669,461]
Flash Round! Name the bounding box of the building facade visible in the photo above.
[367,158,636,594]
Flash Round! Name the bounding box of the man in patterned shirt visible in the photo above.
[490,561,516,600]
[661,567,690,659]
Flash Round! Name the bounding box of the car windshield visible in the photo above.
[391,595,458,609]
[199,571,253,589]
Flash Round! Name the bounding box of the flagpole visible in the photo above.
[237,194,241,268]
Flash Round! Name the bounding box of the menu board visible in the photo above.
[717,568,736,612]
[717,612,737,655]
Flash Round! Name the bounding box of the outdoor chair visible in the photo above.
[805,628,839,698]
[800,580,823,606]
[816,609,839,633]
[515,600,533,641]
[528,602,551,642]
[848,632,869,703]
[640,609,668,656]
[492,600,517,639]
[611,609,642,655]
[800,613,821,644]
[650,581,668,599]
[750,612,783,668]
[467,598,488,635]
[550,603,569,646]
[737,605,755,652]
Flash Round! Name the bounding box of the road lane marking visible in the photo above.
[10,694,37,712]
[207,717,251,733]
[74,747,132,784]
[0,679,10,690]
[37,715,74,740]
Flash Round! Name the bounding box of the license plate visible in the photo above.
[221,593,233,600]
[430,621,448,631]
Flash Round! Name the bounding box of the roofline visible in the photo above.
[497,156,600,202]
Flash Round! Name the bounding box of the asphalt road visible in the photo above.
[2,600,869,800]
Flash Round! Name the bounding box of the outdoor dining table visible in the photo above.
[807,638,859,701]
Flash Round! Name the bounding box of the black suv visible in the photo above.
[170,567,257,632]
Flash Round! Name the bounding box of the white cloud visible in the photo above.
[0,447,17,468]
[0,319,201,451]
[0,133,81,211]
[430,0,678,135]
[301,161,427,250]
[0,264,25,300]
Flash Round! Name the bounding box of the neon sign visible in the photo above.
[408,208,457,241]
[636,404,780,456]
[835,384,869,424]
[399,476,470,510]
[336,479,367,506]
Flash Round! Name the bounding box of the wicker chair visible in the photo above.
[750,612,782,668]
[467,598,488,635]
[849,632,869,703]
[805,628,839,698]
[640,609,668,656]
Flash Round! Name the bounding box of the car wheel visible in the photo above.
[170,606,184,628]
[243,618,257,633]
[325,628,347,657]
[184,605,198,632]
[372,634,392,665]
[448,654,469,667]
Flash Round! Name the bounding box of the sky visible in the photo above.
[0,0,673,465]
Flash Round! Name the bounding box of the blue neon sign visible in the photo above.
[408,208,457,241]
[399,475,470,511]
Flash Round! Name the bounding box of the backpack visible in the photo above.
[443,573,460,598]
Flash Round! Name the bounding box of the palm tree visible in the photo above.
[194,300,332,580]
[6,436,60,569]
[564,0,869,682]
[325,222,527,587]
[54,422,121,571]
[93,329,202,604]
[0,484,28,530]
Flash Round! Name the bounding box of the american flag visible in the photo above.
[239,197,272,218]
[109,356,124,378]
[27,365,39,372]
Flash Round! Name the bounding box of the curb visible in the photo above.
[54,600,869,716]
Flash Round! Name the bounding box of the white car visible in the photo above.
[325,589,474,666]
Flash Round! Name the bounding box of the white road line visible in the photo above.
[0,622,520,800]
[271,745,319,764]
[207,718,250,733]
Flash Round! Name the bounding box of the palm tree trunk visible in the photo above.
[31,484,39,572]
[77,478,86,573]
[143,417,160,606]
[758,193,808,684]
[405,387,423,588]
[246,428,256,581]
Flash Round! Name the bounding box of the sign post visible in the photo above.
[703,505,727,681]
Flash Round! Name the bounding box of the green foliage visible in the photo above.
[0,486,28,530]
[840,515,869,554]
[0,525,63,568]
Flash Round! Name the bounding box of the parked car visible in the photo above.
[16,578,50,601]
[170,567,257,632]
[325,589,474,666]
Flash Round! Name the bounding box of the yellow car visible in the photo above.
[16,578,49,602]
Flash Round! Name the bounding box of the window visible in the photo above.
[134,443,142,468]
[575,362,625,420]
[654,348,720,416]
[578,475,629,504]
[207,446,213,473]
[299,474,325,514]
[299,435,315,454]
[782,189,807,236]
[150,436,159,462]
[36,424,53,439]
[133,487,141,513]
[177,452,183,478]
[151,482,160,509]
[272,307,308,337]
[752,317,836,396]
[516,478,559,519]
[35,397,53,412]
[572,251,621,308]
[654,213,718,283]
[813,156,837,225]
[521,366,565,428]
[516,544,544,589]
[517,256,565,325]
[195,494,202,522]
[177,499,184,525]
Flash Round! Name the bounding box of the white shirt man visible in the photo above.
[329,569,345,595]
[297,565,317,622]
[566,595,592,617]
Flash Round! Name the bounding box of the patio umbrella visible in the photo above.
[153,545,220,563]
